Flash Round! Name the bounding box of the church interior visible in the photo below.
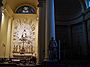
[0,0,90,67]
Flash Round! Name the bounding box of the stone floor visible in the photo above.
[0,60,90,67]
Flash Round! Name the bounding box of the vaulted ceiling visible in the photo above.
[55,0,82,21]
[0,0,84,21]
[3,0,38,13]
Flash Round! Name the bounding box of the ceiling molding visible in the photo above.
[55,0,82,21]
[38,0,46,2]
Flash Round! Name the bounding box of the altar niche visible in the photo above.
[10,15,38,59]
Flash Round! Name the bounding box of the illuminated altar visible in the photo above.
[0,0,56,64]
[11,15,38,58]
[0,0,39,60]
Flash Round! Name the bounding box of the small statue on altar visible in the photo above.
[48,37,58,61]
[16,45,18,52]
[13,45,16,53]
[19,45,21,52]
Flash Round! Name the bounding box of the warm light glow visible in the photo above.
[11,18,37,57]
[1,13,4,25]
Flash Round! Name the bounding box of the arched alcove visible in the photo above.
[15,5,36,14]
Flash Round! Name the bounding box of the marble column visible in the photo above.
[46,0,55,39]
[6,17,12,58]
[0,7,2,29]
[38,0,46,63]
[45,0,56,61]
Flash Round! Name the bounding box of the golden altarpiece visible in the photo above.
[11,15,38,57]
[0,0,41,63]
[0,0,56,63]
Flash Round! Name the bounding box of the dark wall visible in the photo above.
[71,23,84,58]
[85,9,90,57]
[56,25,72,59]
[87,20,90,56]
[56,8,90,60]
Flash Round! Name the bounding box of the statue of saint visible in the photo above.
[48,37,58,61]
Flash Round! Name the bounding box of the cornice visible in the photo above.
[38,0,46,7]
[38,0,46,2]
[0,0,3,7]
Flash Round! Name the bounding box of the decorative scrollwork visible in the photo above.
[12,18,36,56]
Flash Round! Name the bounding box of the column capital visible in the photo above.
[38,0,46,2]
[38,0,46,7]
[0,0,3,7]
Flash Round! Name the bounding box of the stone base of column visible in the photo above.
[44,58,49,61]
[42,60,58,67]
[48,59,58,62]
[44,58,58,62]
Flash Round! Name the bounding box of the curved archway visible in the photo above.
[15,5,36,14]
[55,0,83,21]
